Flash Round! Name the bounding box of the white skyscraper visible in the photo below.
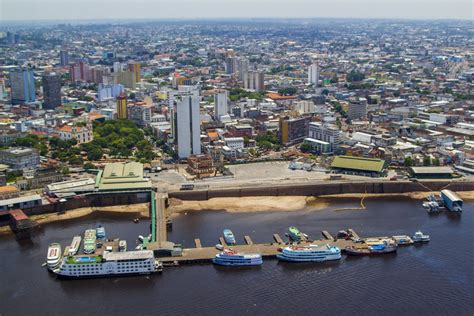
[214,91,229,120]
[176,94,201,159]
[308,63,320,86]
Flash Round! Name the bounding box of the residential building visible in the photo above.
[214,91,229,120]
[116,93,128,119]
[128,103,152,127]
[10,69,35,104]
[97,83,124,101]
[42,72,61,109]
[0,147,40,170]
[308,63,320,86]
[348,97,368,120]
[128,61,141,82]
[175,94,201,158]
[59,50,69,66]
[308,122,341,154]
[244,71,264,92]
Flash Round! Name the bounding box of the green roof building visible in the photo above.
[97,162,152,191]
[330,156,386,176]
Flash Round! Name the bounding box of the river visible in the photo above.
[0,197,472,315]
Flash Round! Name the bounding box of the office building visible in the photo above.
[116,93,128,119]
[308,122,341,154]
[59,50,69,66]
[348,97,368,120]
[175,94,201,159]
[214,91,229,120]
[244,71,264,92]
[308,63,320,86]
[128,61,141,82]
[42,72,61,110]
[0,147,40,170]
[225,57,236,74]
[279,116,309,146]
[128,104,152,127]
[10,69,36,105]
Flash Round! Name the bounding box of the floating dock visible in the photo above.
[322,230,334,241]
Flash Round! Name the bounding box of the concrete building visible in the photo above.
[348,97,368,120]
[244,71,264,92]
[59,50,69,66]
[187,154,216,178]
[56,122,93,144]
[128,61,141,83]
[279,116,309,146]
[214,91,229,120]
[42,72,61,109]
[115,70,136,89]
[236,57,249,80]
[97,162,151,191]
[224,137,245,150]
[10,69,35,104]
[308,63,320,86]
[176,94,201,158]
[116,93,128,119]
[308,122,341,154]
[128,104,152,127]
[0,147,40,170]
[97,83,124,101]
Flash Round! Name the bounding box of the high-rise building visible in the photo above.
[10,69,36,105]
[59,50,69,66]
[128,61,141,83]
[42,72,61,110]
[225,57,236,74]
[175,94,201,159]
[69,61,91,82]
[214,91,229,120]
[116,93,128,119]
[0,79,5,101]
[348,97,368,120]
[127,104,152,127]
[115,71,136,89]
[97,83,124,101]
[113,62,122,73]
[236,57,249,80]
[244,71,264,92]
[307,122,341,154]
[279,116,309,146]
[308,63,320,86]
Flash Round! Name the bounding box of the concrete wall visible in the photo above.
[169,181,474,201]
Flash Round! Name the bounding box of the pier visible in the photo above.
[322,230,334,241]
[156,229,400,264]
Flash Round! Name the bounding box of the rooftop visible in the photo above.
[98,162,152,191]
[331,156,385,173]
[103,250,154,261]
[410,167,453,174]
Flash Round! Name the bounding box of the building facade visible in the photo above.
[348,97,368,120]
[0,147,40,170]
[308,122,341,154]
[279,116,309,146]
[56,122,93,144]
[176,94,201,159]
[42,72,61,109]
[308,63,320,86]
[116,93,128,119]
[10,69,36,105]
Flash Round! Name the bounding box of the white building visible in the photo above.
[224,137,245,150]
[97,84,124,101]
[176,95,201,159]
[56,122,93,144]
[214,91,229,120]
[293,100,316,115]
[308,122,341,153]
[243,71,264,92]
[308,63,320,87]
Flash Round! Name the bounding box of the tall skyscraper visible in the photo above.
[236,57,249,80]
[128,61,141,82]
[176,94,201,159]
[0,79,5,101]
[308,63,320,86]
[42,72,61,109]
[225,57,236,74]
[10,69,35,105]
[244,71,265,92]
[59,50,69,66]
[116,93,128,119]
[214,91,229,120]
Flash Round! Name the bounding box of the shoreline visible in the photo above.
[1,191,472,235]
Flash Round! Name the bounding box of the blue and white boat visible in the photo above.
[277,244,341,262]
[212,250,263,266]
[223,229,236,245]
[96,225,106,240]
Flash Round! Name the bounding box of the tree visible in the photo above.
[300,143,311,153]
[404,156,413,167]
[423,156,431,166]
[347,70,365,82]
[83,162,96,170]
[433,158,440,166]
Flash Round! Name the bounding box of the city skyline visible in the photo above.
[1,0,472,21]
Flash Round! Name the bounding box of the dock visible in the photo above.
[273,234,284,244]
[348,229,360,239]
[244,235,253,245]
[322,230,334,241]
[194,239,202,248]
[219,237,226,246]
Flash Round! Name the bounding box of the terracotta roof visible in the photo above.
[266,92,297,101]
[0,185,19,194]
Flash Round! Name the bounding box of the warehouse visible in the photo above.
[409,166,454,179]
[330,156,386,177]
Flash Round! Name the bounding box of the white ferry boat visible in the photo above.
[53,250,162,279]
[412,231,430,242]
[68,236,82,256]
[277,244,341,262]
[47,243,62,270]
[212,250,263,266]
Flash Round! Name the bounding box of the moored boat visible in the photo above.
[212,249,263,266]
[392,235,414,245]
[83,229,96,254]
[288,226,302,242]
[277,244,341,262]
[47,243,62,270]
[345,242,397,256]
[68,236,82,256]
[119,240,127,252]
[412,231,430,242]
[96,225,106,240]
[223,229,236,245]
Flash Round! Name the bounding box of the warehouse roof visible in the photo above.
[98,162,151,191]
[331,156,385,172]
[410,167,453,174]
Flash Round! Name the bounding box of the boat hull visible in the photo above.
[276,254,341,262]
[345,247,397,256]
[54,271,156,280]
[212,259,262,266]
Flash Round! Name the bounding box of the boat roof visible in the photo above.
[441,189,463,202]
[103,250,154,261]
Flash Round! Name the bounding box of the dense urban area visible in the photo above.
[0,19,472,210]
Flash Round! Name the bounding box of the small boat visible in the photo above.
[392,235,414,245]
[215,244,224,251]
[96,225,106,240]
[412,231,430,242]
[119,240,127,252]
[345,241,397,256]
[68,236,82,256]
[288,226,302,242]
[47,243,62,270]
[223,229,236,245]
[212,249,263,266]
[277,244,342,262]
[138,235,144,242]
[135,245,143,250]
[423,201,440,213]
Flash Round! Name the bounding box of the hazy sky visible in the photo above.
[1,0,473,21]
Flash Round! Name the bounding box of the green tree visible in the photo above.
[423,156,431,166]
[404,156,413,167]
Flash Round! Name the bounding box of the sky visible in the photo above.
[1,0,473,21]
